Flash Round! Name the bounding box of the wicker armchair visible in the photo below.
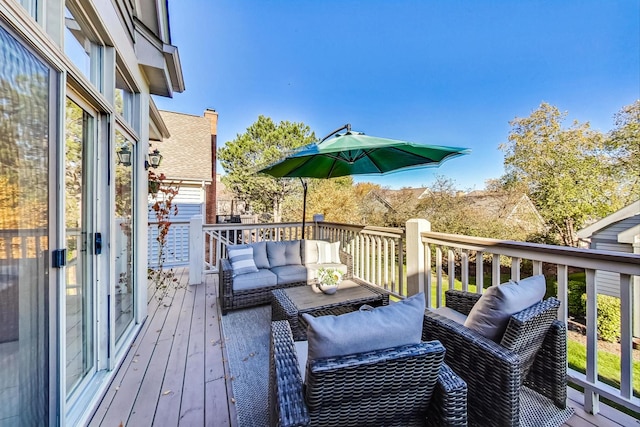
[422,290,567,427]
[269,320,468,427]
[219,247,353,314]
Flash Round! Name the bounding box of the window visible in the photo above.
[64,4,102,88]
[114,130,135,341]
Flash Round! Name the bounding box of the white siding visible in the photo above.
[589,215,640,298]
[173,185,205,204]
[148,203,202,267]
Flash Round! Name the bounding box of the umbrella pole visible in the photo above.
[300,178,308,239]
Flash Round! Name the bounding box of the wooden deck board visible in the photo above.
[128,271,190,427]
[93,280,178,427]
[153,277,197,426]
[179,282,206,426]
[88,268,636,427]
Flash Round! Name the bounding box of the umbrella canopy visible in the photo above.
[259,127,470,179]
[258,124,470,237]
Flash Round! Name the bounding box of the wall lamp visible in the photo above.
[145,148,163,170]
[116,146,132,166]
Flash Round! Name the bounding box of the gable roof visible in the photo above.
[152,110,213,182]
[463,191,543,222]
[576,200,640,239]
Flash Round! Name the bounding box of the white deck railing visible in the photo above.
[417,226,640,415]
[187,217,639,416]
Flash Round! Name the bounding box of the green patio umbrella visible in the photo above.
[259,124,470,237]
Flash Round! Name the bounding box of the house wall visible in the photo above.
[0,1,182,425]
[148,184,204,267]
[589,216,640,298]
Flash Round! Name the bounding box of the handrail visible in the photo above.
[190,218,639,415]
[420,230,640,415]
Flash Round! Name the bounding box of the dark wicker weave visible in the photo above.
[219,245,353,315]
[271,280,390,341]
[422,290,567,427]
[269,320,468,427]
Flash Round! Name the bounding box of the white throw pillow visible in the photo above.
[463,275,546,342]
[227,245,259,276]
[316,241,340,264]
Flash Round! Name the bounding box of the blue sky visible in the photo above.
[154,0,639,190]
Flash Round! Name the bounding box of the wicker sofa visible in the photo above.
[422,289,567,427]
[269,320,468,427]
[219,239,353,314]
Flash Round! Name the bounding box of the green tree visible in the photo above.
[282,177,358,224]
[217,116,315,222]
[499,103,625,246]
[607,100,640,201]
[417,176,475,234]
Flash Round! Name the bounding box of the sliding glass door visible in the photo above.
[0,22,52,426]
[64,98,96,398]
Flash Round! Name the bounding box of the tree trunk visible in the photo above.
[273,198,281,223]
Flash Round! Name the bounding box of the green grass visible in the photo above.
[567,339,640,419]
[567,340,640,397]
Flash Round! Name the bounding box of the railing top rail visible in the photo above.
[316,221,366,232]
[148,221,190,226]
[0,228,49,236]
[361,226,405,238]
[203,222,305,231]
[318,221,405,237]
[421,231,640,275]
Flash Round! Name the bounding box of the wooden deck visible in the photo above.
[88,268,637,427]
[88,267,236,427]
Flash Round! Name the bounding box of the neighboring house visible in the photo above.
[0,1,183,425]
[148,110,217,266]
[366,188,545,234]
[463,190,546,235]
[576,201,640,337]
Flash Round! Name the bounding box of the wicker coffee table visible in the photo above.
[271,279,390,341]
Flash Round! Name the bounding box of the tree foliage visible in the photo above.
[217,116,315,221]
[0,71,49,230]
[282,177,358,224]
[607,100,640,200]
[498,102,631,246]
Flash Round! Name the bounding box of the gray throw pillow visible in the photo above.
[266,241,287,267]
[251,241,270,269]
[303,292,425,360]
[464,274,546,342]
[283,240,302,265]
[227,245,259,276]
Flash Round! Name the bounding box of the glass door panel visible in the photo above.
[114,131,134,341]
[64,98,94,396]
[0,23,50,426]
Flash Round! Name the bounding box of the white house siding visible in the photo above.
[148,185,204,267]
[589,216,640,298]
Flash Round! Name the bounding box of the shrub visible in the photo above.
[567,280,586,318]
[581,294,621,342]
[545,277,557,300]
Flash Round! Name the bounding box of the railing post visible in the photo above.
[406,219,430,298]
[189,215,203,285]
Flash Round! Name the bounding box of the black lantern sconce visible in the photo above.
[116,145,132,166]
[145,148,163,170]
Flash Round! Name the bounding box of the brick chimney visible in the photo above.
[204,109,218,224]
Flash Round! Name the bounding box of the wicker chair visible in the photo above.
[422,290,567,427]
[269,320,468,427]
[219,248,353,314]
